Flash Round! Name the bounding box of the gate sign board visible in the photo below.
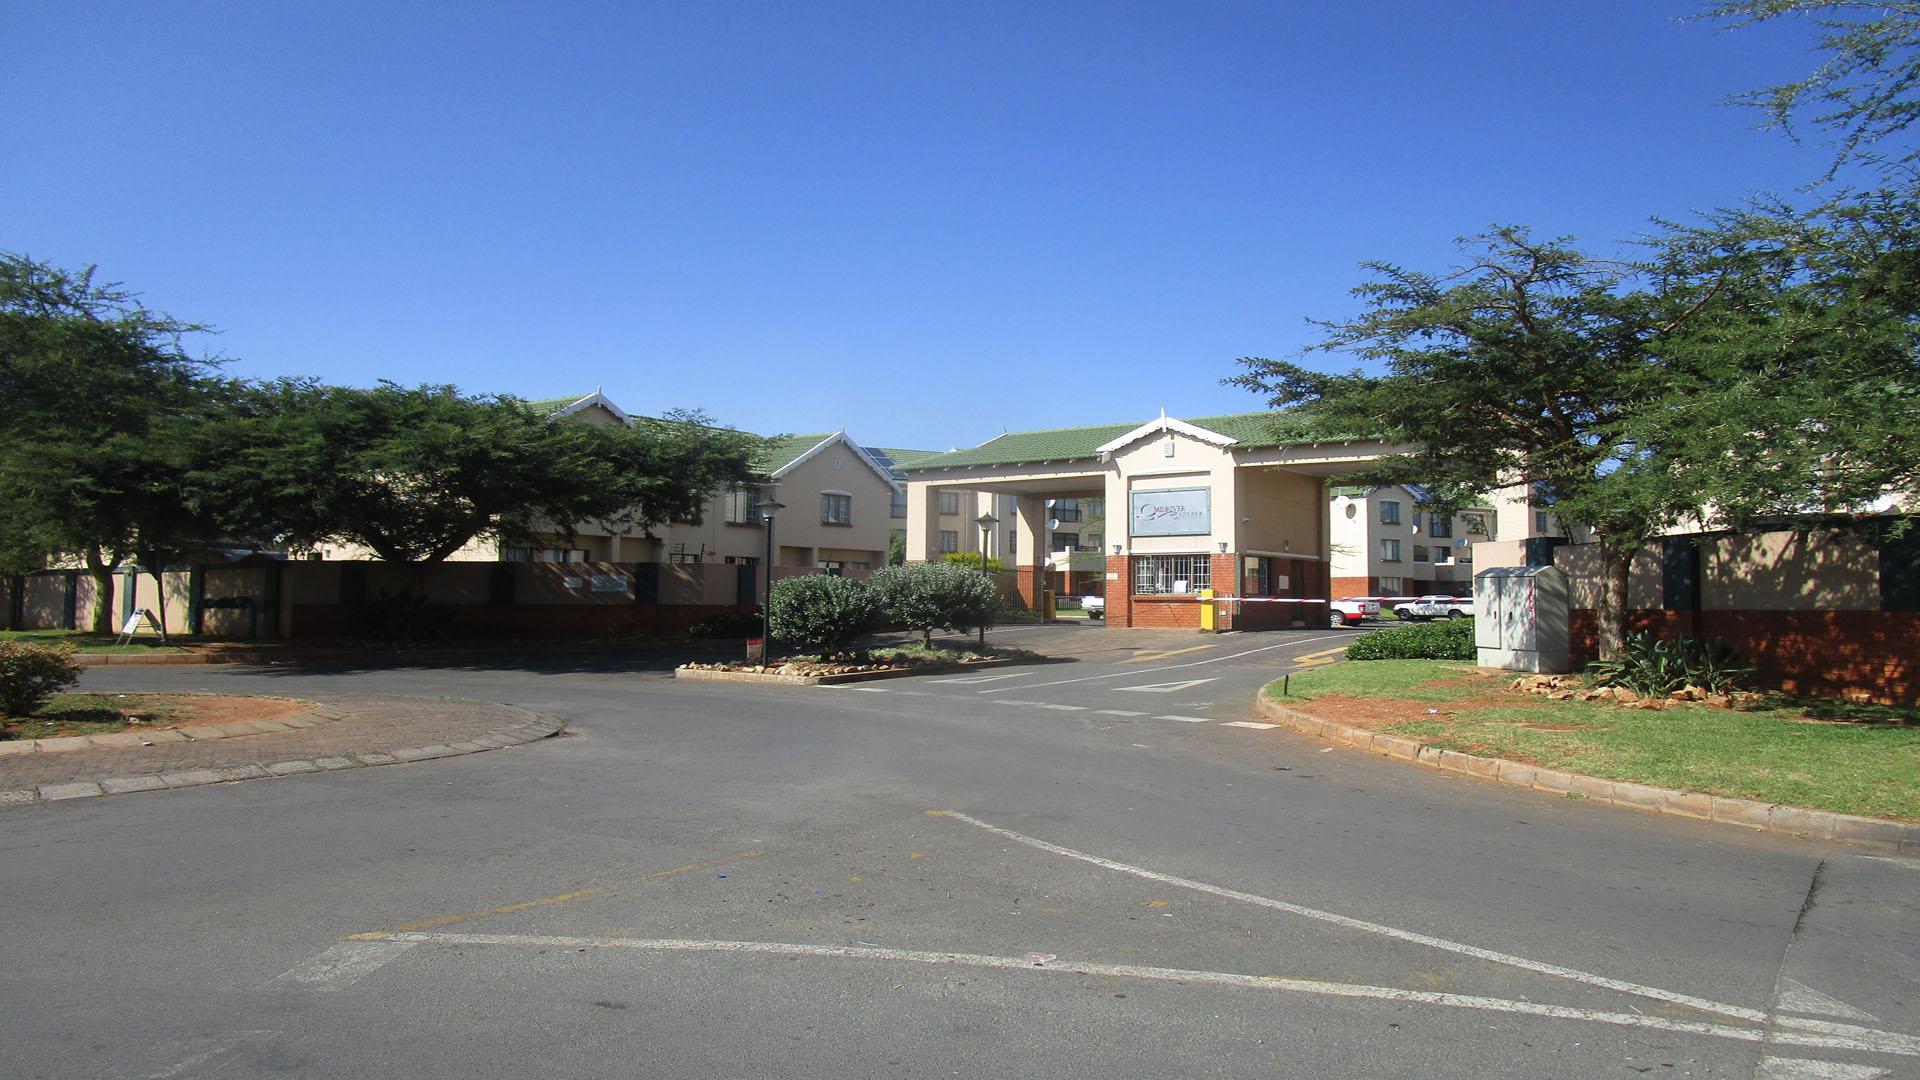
[1129,486,1211,537]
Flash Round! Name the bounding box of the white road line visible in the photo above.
[1033,704,1087,711]
[933,810,1772,1025]
[1221,721,1278,730]
[1157,715,1215,723]
[1758,1057,1892,1079]
[978,633,1355,695]
[845,687,891,693]
[1114,678,1220,694]
[1093,709,1148,717]
[1779,978,1880,1022]
[273,941,417,990]
[932,672,1033,685]
[367,931,1917,1059]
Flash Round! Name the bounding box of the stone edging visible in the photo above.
[1,708,567,806]
[0,698,345,756]
[674,657,1017,687]
[1254,693,1919,853]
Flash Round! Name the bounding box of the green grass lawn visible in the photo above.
[0,629,187,653]
[1269,660,1920,822]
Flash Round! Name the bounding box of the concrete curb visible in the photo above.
[674,657,1020,686]
[0,698,344,756]
[2,707,567,806]
[1254,692,1920,853]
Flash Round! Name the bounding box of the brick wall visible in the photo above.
[1571,609,1920,706]
[1331,576,1372,599]
[1105,556,1132,625]
[1012,563,1047,609]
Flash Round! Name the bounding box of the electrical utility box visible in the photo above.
[1473,566,1571,673]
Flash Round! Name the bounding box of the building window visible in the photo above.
[1380,499,1402,525]
[723,487,758,524]
[820,560,846,576]
[1535,509,1550,533]
[1007,530,1017,558]
[1428,514,1452,539]
[1412,544,1429,563]
[1378,576,1406,596]
[1132,554,1211,595]
[890,490,907,519]
[1054,498,1081,523]
[939,491,962,515]
[668,552,701,564]
[1463,512,1489,536]
[939,530,960,553]
[1380,538,1402,562]
[723,555,757,566]
[851,561,870,571]
[506,546,588,563]
[1053,532,1079,552]
[1432,545,1450,564]
[821,493,852,525]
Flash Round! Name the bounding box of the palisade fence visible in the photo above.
[1520,525,1920,706]
[0,560,760,641]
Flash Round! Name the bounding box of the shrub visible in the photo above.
[940,552,1006,574]
[0,641,83,718]
[1345,617,1476,661]
[870,562,1001,647]
[1587,633,1754,696]
[767,573,881,655]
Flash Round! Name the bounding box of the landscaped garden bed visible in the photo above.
[1267,659,1920,823]
[2,693,316,741]
[677,644,1029,685]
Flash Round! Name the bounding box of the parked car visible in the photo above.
[1392,595,1472,621]
[1329,596,1380,628]
[1081,594,1106,619]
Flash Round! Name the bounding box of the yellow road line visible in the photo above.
[1296,646,1347,663]
[344,851,762,941]
[1125,644,1218,664]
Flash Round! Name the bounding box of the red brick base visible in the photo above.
[1571,609,1920,706]
[1012,564,1047,609]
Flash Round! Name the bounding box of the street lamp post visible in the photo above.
[755,496,785,666]
[974,511,998,651]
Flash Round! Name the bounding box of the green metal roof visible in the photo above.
[754,433,835,473]
[901,409,1375,471]
[525,393,594,414]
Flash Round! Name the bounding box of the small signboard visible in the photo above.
[114,608,168,645]
[1129,486,1211,537]
[746,637,765,663]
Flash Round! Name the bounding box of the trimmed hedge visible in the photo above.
[767,574,881,655]
[0,641,83,718]
[1345,617,1476,661]
[870,562,999,647]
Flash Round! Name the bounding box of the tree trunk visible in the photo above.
[1594,539,1637,662]
[83,547,116,635]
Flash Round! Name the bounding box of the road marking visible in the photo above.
[274,941,418,990]
[1093,709,1148,717]
[1758,1058,1891,1079]
[1126,645,1218,664]
[846,687,891,693]
[133,1031,280,1079]
[1221,721,1278,730]
[1157,715,1215,723]
[932,672,1033,685]
[350,931,1918,1059]
[979,633,1354,694]
[931,810,1772,1025]
[1114,678,1219,694]
[1033,703,1087,711]
[1779,978,1880,1022]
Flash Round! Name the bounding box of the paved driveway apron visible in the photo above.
[1,625,1915,1080]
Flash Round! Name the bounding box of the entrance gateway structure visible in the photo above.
[901,411,1401,630]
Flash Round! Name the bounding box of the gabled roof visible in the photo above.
[763,431,903,491]
[526,390,632,425]
[1093,409,1239,454]
[902,409,1377,471]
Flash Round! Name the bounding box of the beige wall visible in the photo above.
[1110,430,1236,557]
[1235,467,1322,558]
[1548,531,1879,612]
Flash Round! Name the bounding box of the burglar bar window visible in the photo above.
[1132,554,1211,595]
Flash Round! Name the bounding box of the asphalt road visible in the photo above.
[2,623,1915,1079]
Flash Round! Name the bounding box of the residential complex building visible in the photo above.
[1327,483,1582,598]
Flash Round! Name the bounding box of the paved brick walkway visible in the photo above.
[0,696,561,802]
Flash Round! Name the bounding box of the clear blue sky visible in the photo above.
[4,1,1831,451]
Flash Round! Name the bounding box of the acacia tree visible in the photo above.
[1230,229,1732,659]
[205,381,766,563]
[0,254,223,632]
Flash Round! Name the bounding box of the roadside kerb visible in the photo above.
[3,708,566,806]
[1254,691,1920,853]
[0,699,346,756]
[675,657,1019,687]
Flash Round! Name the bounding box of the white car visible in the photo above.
[1392,595,1472,621]
[1329,597,1380,628]
[1080,594,1106,619]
